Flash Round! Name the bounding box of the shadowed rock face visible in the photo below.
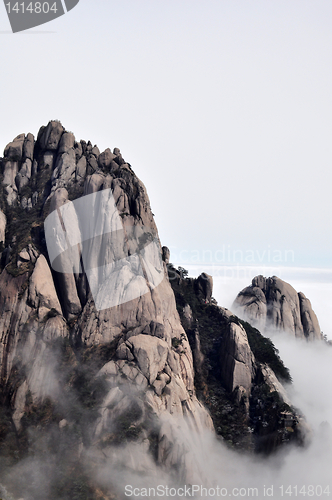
[0,210,5,244]
[0,121,213,493]
[168,265,305,454]
[233,275,322,341]
[220,321,255,397]
[194,272,213,303]
[0,122,311,498]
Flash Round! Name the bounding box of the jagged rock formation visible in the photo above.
[167,265,306,453]
[220,319,255,401]
[0,122,310,499]
[233,275,322,341]
[0,210,5,244]
[194,272,213,303]
[0,121,213,499]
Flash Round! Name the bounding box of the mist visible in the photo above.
[179,264,332,339]
[79,273,332,499]
[153,265,332,499]
[95,327,332,500]
[1,269,332,500]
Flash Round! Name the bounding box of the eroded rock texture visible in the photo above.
[0,121,213,497]
[168,265,305,454]
[0,122,310,499]
[233,275,322,340]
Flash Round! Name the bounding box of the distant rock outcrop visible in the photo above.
[233,275,322,341]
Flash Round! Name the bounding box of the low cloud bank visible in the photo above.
[2,272,332,500]
[96,323,332,499]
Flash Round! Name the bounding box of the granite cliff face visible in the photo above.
[0,121,214,498]
[0,122,309,499]
[233,275,322,341]
[168,267,305,453]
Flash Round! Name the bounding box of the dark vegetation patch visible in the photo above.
[5,259,34,278]
[171,337,182,348]
[0,404,19,469]
[102,404,143,446]
[168,264,294,453]
[250,384,300,454]
[236,318,291,383]
[167,264,252,449]
[0,334,123,500]
[67,180,85,202]
[0,161,54,274]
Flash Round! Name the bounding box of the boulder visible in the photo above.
[0,210,6,244]
[15,159,32,192]
[84,172,105,194]
[195,272,213,303]
[220,322,255,398]
[23,133,35,160]
[97,360,118,378]
[116,341,135,361]
[259,363,290,404]
[127,334,168,384]
[141,320,166,340]
[266,276,303,337]
[38,121,64,150]
[4,134,25,160]
[28,254,62,318]
[298,292,322,340]
[12,381,28,430]
[76,155,87,180]
[109,159,119,172]
[3,160,19,187]
[58,132,75,154]
[98,148,116,169]
[75,141,83,159]
[162,246,170,264]
[40,151,55,170]
[87,154,98,173]
[233,285,267,330]
[32,159,38,176]
[47,188,82,318]
[52,148,76,184]
[233,275,321,340]
[91,146,100,157]
[32,191,38,206]
[4,185,18,206]
[111,147,125,166]
[17,248,30,267]
[2,159,19,206]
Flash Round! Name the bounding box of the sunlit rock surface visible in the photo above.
[0,121,214,496]
[0,122,312,499]
[233,275,322,340]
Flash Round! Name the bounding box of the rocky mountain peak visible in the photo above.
[0,121,217,496]
[233,275,322,341]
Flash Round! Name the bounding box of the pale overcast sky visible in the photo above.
[1,0,332,267]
